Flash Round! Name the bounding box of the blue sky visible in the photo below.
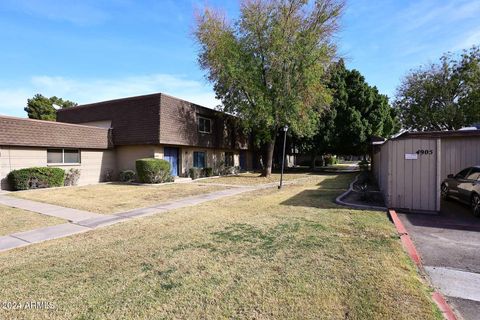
[0,0,479,117]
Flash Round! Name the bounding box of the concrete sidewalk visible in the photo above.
[0,186,255,253]
[0,194,105,222]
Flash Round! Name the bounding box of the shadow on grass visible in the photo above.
[280,173,355,209]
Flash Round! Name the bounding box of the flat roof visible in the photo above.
[393,130,480,140]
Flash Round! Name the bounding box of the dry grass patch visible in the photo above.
[0,205,64,236]
[11,183,228,214]
[201,172,314,185]
[0,174,441,319]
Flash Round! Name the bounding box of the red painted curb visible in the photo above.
[388,209,458,320]
[432,292,458,320]
[388,209,421,267]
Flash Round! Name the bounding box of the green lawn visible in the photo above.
[0,205,65,236]
[0,174,440,319]
[11,183,228,214]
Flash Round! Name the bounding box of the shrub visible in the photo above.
[119,170,136,182]
[358,160,370,171]
[64,168,81,186]
[222,166,240,176]
[204,167,213,177]
[136,158,172,183]
[213,159,225,176]
[324,155,338,166]
[103,168,114,182]
[189,167,203,180]
[7,167,65,191]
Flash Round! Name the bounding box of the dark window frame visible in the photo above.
[47,148,81,165]
[198,116,212,134]
[193,151,206,168]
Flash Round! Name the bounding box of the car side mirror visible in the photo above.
[447,174,454,179]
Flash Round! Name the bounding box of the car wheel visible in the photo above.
[441,184,450,200]
[472,194,480,217]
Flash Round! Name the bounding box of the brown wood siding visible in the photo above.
[159,94,248,150]
[57,94,162,145]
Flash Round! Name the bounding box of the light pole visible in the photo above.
[278,125,289,189]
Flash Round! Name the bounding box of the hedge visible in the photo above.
[7,167,65,191]
[204,167,213,177]
[189,167,203,180]
[119,170,136,182]
[135,158,172,183]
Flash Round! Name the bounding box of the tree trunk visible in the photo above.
[310,153,317,169]
[261,139,276,177]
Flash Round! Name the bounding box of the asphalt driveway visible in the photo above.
[398,200,480,320]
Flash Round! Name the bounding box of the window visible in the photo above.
[193,151,206,168]
[198,116,212,133]
[47,149,80,164]
[225,152,234,167]
[466,168,480,181]
[455,168,471,179]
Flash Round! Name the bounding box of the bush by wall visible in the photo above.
[7,167,65,191]
[64,168,81,186]
[189,167,203,180]
[222,166,240,176]
[136,158,172,183]
[119,170,136,182]
[204,167,213,177]
[324,155,338,166]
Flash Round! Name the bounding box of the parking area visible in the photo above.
[398,200,480,320]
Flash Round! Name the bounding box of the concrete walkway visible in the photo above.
[0,194,105,222]
[0,185,255,253]
[0,176,317,253]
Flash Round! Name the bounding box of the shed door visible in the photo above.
[164,147,179,176]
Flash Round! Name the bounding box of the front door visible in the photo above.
[239,151,247,171]
[164,147,179,176]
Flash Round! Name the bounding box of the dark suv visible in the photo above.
[441,166,480,217]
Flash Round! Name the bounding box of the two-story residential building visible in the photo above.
[0,93,252,190]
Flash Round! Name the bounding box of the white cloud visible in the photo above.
[0,74,221,117]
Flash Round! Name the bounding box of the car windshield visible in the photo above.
[455,168,471,179]
[466,168,480,181]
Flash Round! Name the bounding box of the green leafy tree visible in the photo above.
[296,106,336,168]
[295,59,399,163]
[328,60,399,156]
[25,94,77,121]
[194,0,343,176]
[394,46,480,131]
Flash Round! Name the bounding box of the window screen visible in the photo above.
[193,151,206,168]
[47,149,80,164]
[64,149,80,164]
[47,149,63,163]
[198,117,212,133]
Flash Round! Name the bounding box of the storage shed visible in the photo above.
[372,130,480,213]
